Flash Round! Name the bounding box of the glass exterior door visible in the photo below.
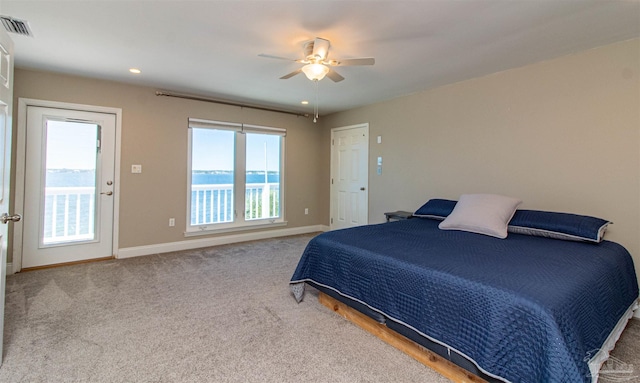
[42,120,99,245]
[22,106,116,268]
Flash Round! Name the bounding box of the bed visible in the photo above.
[290,196,639,383]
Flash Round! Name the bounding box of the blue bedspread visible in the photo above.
[290,219,639,382]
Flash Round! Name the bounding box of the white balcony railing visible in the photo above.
[191,184,233,224]
[42,183,280,244]
[191,183,280,225]
[44,186,95,244]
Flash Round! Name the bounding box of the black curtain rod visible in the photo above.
[155,90,310,118]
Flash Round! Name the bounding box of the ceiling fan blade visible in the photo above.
[326,68,344,82]
[258,53,300,62]
[312,37,330,60]
[329,58,375,66]
[280,69,302,79]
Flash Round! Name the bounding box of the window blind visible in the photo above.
[188,118,286,136]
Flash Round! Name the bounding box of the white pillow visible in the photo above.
[438,194,522,239]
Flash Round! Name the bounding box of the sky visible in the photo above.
[45,122,281,173]
[45,120,97,170]
[191,128,280,172]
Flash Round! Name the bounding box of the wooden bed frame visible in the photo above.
[318,292,489,383]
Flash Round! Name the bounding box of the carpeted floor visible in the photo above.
[1,234,639,382]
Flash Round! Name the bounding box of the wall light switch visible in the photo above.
[377,136,382,144]
[131,164,142,174]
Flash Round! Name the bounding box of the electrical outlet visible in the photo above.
[304,208,309,215]
[131,164,142,173]
[169,218,175,227]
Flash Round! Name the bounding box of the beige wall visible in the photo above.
[11,69,325,258]
[323,39,640,272]
[10,38,640,275]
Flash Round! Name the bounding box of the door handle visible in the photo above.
[360,187,366,191]
[100,191,113,196]
[0,213,21,224]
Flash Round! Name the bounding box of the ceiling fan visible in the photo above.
[259,37,375,82]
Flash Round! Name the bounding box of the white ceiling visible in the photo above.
[2,1,639,116]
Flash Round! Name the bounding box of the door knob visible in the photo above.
[0,213,21,224]
[100,191,113,196]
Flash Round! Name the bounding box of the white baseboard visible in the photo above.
[117,224,329,259]
[6,262,12,275]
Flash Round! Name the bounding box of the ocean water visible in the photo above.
[45,170,280,186]
[193,171,280,185]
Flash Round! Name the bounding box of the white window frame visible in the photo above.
[186,118,286,236]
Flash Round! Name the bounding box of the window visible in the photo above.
[187,119,285,233]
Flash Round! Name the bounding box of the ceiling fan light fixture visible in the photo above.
[301,63,329,81]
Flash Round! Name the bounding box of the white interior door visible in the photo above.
[0,25,14,367]
[330,124,369,230]
[21,107,116,268]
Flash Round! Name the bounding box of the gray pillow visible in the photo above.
[438,194,522,239]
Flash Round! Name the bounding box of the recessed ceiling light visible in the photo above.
[301,100,309,105]
[129,68,141,74]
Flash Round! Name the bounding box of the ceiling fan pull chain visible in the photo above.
[314,79,319,123]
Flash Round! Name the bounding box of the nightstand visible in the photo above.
[384,210,414,222]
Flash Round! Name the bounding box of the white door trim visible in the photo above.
[330,123,369,230]
[13,98,122,273]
